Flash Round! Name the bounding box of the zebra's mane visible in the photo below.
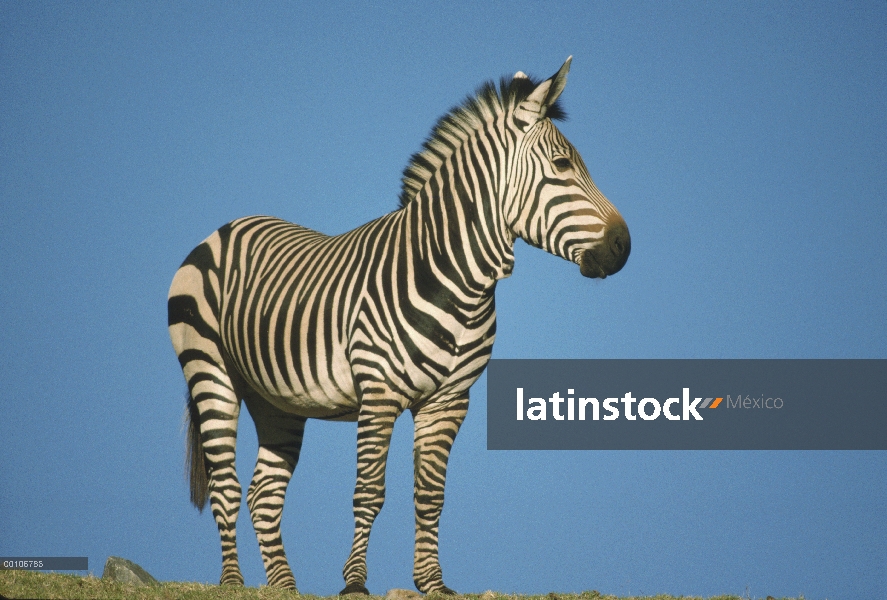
[398,74,567,208]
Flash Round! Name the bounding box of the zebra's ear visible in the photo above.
[513,56,572,131]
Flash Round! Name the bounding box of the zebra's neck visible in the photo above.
[404,128,516,291]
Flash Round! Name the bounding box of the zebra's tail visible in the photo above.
[185,390,210,512]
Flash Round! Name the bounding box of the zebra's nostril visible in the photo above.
[607,221,631,260]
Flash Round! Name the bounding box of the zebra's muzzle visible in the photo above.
[579,218,630,279]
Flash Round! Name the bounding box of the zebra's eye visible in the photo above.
[553,157,572,172]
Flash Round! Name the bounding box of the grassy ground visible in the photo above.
[0,571,801,600]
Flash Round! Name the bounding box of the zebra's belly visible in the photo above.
[257,383,360,421]
[245,360,361,421]
[263,392,360,420]
[246,337,493,420]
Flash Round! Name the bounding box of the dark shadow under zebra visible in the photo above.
[168,56,630,594]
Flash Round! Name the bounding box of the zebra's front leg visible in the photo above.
[411,396,468,594]
[244,394,306,590]
[340,395,402,595]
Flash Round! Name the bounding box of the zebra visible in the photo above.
[168,56,630,595]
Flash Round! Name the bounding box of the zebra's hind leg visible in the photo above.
[243,392,306,590]
[411,396,468,594]
[182,353,246,587]
[340,391,403,595]
[170,244,249,586]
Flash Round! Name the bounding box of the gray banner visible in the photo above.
[487,359,887,450]
[0,557,88,570]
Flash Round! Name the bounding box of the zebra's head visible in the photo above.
[506,57,630,279]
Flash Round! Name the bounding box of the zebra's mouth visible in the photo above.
[577,219,631,279]
[578,250,608,279]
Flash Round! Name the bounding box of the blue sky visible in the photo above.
[1,2,885,599]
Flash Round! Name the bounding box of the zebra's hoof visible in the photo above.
[426,586,458,596]
[340,582,370,595]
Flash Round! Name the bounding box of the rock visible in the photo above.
[386,589,423,600]
[101,556,159,586]
[480,591,497,600]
